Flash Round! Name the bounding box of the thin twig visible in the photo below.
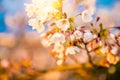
[82,40,97,68]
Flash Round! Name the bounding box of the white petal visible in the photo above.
[73,30,82,39]
[83,32,93,42]
[56,19,70,31]
[82,16,93,23]
[50,33,65,44]
[28,18,45,33]
[70,35,75,41]
[65,47,76,55]
[53,42,64,53]
[82,10,93,23]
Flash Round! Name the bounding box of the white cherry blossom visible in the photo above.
[28,18,45,33]
[82,10,93,23]
[65,46,80,55]
[36,6,59,21]
[73,30,83,39]
[53,42,64,53]
[83,31,93,42]
[50,32,65,44]
[25,0,62,22]
[100,46,108,54]
[24,4,36,18]
[111,46,118,55]
[56,19,70,31]
[70,35,75,41]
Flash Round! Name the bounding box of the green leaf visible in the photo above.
[100,29,108,39]
[68,25,74,31]
[65,42,70,47]
[99,23,108,39]
[99,23,103,31]
[55,12,62,19]
[93,28,98,34]
[68,17,74,23]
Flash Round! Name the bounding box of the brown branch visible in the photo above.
[82,40,97,68]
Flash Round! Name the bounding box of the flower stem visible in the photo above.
[83,42,97,68]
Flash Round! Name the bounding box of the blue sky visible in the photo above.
[96,0,115,8]
[0,0,119,32]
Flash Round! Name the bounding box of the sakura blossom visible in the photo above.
[53,42,64,53]
[28,18,45,33]
[25,0,120,68]
[83,31,93,42]
[70,34,75,41]
[73,30,83,39]
[82,10,94,22]
[0,0,120,79]
[56,19,70,31]
[50,32,65,44]
[65,46,80,55]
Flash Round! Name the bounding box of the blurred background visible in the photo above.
[0,0,120,80]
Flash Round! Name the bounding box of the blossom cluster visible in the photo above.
[25,0,63,33]
[25,0,120,67]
